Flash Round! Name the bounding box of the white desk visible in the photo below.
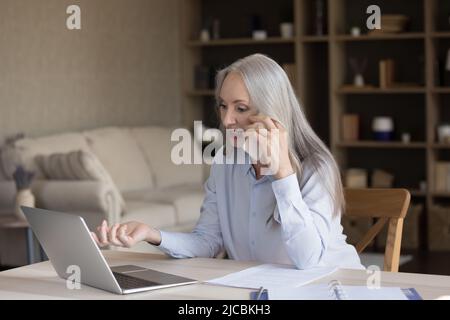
[0,250,449,300]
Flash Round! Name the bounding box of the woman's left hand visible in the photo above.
[244,114,294,179]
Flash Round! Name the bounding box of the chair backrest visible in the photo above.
[344,188,411,272]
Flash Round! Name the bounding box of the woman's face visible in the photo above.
[218,72,258,130]
[218,72,258,146]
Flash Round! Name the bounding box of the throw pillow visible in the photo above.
[35,150,125,210]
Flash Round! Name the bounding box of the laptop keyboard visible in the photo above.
[113,272,159,290]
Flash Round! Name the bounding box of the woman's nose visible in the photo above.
[222,109,237,127]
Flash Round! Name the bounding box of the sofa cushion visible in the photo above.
[131,127,203,189]
[83,127,154,192]
[121,201,177,229]
[35,150,126,210]
[1,132,90,179]
[122,184,204,225]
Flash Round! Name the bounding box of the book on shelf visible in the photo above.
[435,162,450,192]
[379,59,395,88]
[341,114,359,141]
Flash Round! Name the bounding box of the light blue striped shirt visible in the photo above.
[158,148,363,270]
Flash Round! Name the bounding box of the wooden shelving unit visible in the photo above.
[432,87,450,93]
[180,0,330,137]
[335,32,425,41]
[336,141,427,149]
[187,37,295,47]
[337,87,427,94]
[299,35,329,42]
[180,0,450,251]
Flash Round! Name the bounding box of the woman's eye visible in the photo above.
[237,105,248,113]
[218,103,227,110]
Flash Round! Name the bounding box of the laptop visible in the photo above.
[21,206,197,294]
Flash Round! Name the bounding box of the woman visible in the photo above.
[92,54,363,270]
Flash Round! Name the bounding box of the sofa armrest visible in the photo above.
[0,181,16,212]
[31,180,122,227]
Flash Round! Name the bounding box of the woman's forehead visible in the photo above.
[220,72,250,102]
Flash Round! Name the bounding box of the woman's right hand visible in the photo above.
[91,220,162,248]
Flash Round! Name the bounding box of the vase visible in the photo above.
[15,188,35,221]
[354,74,365,87]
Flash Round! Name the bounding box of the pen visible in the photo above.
[256,286,265,300]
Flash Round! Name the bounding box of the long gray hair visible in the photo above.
[215,53,345,217]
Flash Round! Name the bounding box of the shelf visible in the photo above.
[334,33,425,42]
[431,192,450,198]
[186,90,215,97]
[299,36,329,43]
[430,32,450,39]
[432,143,450,149]
[336,141,427,149]
[187,37,295,47]
[337,87,426,94]
[431,87,450,94]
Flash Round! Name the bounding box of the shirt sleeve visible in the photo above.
[271,167,336,269]
[156,164,223,259]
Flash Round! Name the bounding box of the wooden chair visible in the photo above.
[344,188,411,272]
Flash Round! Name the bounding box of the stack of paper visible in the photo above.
[206,264,338,290]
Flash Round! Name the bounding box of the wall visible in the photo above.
[0,0,181,142]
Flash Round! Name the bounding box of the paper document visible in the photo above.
[206,264,338,289]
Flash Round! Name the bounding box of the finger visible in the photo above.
[245,122,265,132]
[90,232,104,247]
[271,119,286,131]
[109,223,123,246]
[257,132,271,160]
[243,130,259,148]
[99,220,109,246]
[118,225,133,248]
[243,131,266,163]
[248,114,277,130]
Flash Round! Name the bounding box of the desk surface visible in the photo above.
[0,250,449,300]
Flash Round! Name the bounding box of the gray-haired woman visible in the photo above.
[93,54,364,270]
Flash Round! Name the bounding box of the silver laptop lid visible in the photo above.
[21,206,122,294]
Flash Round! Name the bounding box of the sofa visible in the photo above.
[0,126,206,265]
